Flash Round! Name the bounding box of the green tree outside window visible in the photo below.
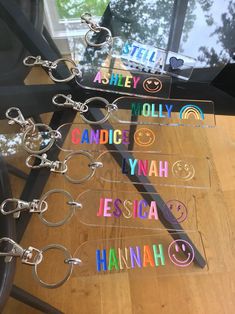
[56,0,109,19]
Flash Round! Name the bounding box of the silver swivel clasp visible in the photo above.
[5,107,35,133]
[0,237,43,265]
[0,198,48,219]
[26,153,68,174]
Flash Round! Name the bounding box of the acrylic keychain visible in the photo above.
[54,93,216,128]
[111,96,216,127]
[0,188,197,231]
[111,38,197,80]
[80,15,196,81]
[23,54,172,98]
[25,150,211,189]
[56,122,162,152]
[0,231,207,288]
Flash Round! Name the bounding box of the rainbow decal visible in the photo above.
[179,105,204,120]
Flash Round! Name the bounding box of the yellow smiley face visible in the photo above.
[134,128,155,147]
[143,77,162,93]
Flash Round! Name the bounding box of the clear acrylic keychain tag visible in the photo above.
[23,56,171,98]
[27,151,211,189]
[75,188,197,231]
[75,64,171,98]
[112,96,215,127]
[0,231,207,288]
[86,152,211,189]
[71,231,207,277]
[111,38,197,80]
[0,188,197,231]
[56,122,165,152]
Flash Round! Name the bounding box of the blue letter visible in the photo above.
[96,249,107,271]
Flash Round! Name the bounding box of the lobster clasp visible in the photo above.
[52,94,88,113]
[23,55,43,66]
[0,198,30,219]
[52,94,75,107]
[0,198,48,219]
[26,153,53,169]
[0,237,43,265]
[5,107,34,131]
[0,238,25,263]
[81,12,93,24]
[26,153,68,174]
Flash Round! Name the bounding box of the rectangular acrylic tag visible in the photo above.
[76,189,197,231]
[56,123,167,153]
[112,96,215,127]
[111,38,196,80]
[97,151,211,189]
[73,231,207,276]
[76,65,171,98]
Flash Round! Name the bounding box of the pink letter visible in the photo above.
[148,202,159,220]
[93,71,102,83]
[133,76,140,88]
[103,198,112,217]
[159,161,168,177]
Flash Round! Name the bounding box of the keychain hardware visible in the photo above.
[81,12,112,47]
[6,107,35,133]
[23,55,81,83]
[0,237,43,265]
[26,151,103,183]
[0,238,77,288]
[53,94,118,124]
[6,107,62,154]
[23,56,171,98]
[24,151,210,188]
[64,258,82,265]
[0,198,48,219]
[52,94,89,113]
[0,232,207,289]
[0,190,82,227]
[26,153,68,173]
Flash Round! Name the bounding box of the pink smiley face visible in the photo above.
[168,240,194,267]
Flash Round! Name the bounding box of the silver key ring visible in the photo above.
[32,244,74,289]
[80,97,117,124]
[53,95,117,124]
[81,12,112,48]
[48,58,80,83]
[84,27,112,48]
[64,151,103,183]
[23,56,82,83]
[25,152,103,183]
[38,189,81,227]
[22,123,56,154]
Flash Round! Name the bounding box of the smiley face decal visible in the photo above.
[134,128,155,147]
[168,240,194,267]
[164,200,188,224]
[172,160,195,181]
[143,77,162,93]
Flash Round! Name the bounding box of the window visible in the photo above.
[44,0,109,55]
